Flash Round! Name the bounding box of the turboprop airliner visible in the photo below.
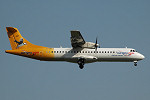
[5,27,145,69]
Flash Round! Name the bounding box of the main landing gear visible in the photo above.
[134,61,137,66]
[77,58,85,69]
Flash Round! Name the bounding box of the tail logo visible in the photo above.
[14,38,27,48]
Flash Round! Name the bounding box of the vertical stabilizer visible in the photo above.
[6,27,34,50]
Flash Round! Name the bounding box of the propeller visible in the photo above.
[94,37,99,52]
[94,37,101,53]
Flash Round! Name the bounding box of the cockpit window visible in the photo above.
[130,49,137,52]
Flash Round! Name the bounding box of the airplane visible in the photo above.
[5,27,145,69]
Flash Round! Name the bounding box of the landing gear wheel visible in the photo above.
[77,58,85,69]
[79,65,84,69]
[134,61,137,66]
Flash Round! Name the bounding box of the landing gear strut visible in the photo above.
[77,58,85,69]
[134,61,137,66]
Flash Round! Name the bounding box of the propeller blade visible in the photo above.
[95,46,97,52]
[96,37,97,45]
[95,37,98,53]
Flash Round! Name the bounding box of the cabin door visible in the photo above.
[39,51,43,57]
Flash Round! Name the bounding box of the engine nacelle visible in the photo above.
[82,42,100,49]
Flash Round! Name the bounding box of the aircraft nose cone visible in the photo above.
[139,54,145,60]
[141,55,145,59]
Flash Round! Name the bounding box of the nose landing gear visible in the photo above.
[134,61,137,66]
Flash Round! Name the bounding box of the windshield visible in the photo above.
[130,49,137,52]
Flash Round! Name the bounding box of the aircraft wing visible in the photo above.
[70,30,85,48]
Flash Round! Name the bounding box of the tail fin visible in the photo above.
[6,27,33,50]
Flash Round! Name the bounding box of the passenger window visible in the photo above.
[113,51,115,53]
[65,51,67,53]
[88,51,90,53]
[102,51,104,53]
[91,51,93,53]
[82,51,84,53]
[105,51,107,53]
[60,51,61,53]
[99,51,101,53]
[108,51,109,53]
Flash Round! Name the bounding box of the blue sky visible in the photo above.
[0,0,150,100]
